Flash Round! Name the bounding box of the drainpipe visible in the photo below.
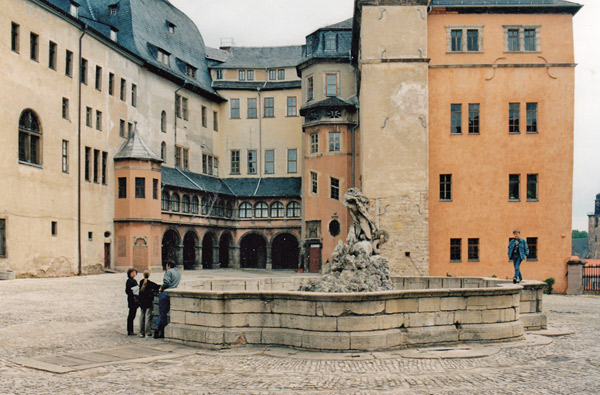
[174,84,185,150]
[351,108,359,188]
[252,74,269,195]
[77,25,87,276]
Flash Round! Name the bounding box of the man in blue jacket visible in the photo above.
[154,261,181,339]
[507,229,529,284]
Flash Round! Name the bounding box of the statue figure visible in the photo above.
[344,188,388,254]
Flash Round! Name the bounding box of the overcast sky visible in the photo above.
[171,0,599,231]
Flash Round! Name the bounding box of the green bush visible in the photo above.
[543,277,555,294]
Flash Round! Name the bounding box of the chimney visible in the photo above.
[220,37,235,52]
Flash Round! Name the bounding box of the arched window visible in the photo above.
[201,195,209,215]
[215,199,224,217]
[181,194,190,213]
[254,202,269,218]
[161,111,167,133]
[170,192,180,212]
[238,202,253,218]
[18,110,42,165]
[270,201,284,218]
[161,191,170,211]
[191,195,199,214]
[160,142,166,161]
[225,201,233,218]
[286,201,301,218]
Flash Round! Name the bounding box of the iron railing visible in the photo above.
[583,265,600,293]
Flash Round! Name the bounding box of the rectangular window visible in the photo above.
[85,107,92,127]
[131,84,137,107]
[440,174,452,201]
[450,238,462,262]
[325,34,337,52]
[307,76,314,101]
[93,149,100,183]
[49,41,57,70]
[202,154,207,174]
[108,73,114,96]
[213,111,218,131]
[120,78,126,101]
[311,172,318,194]
[201,105,207,127]
[330,177,340,200]
[325,73,338,97]
[329,132,341,152]
[102,152,107,185]
[135,177,145,198]
[247,70,254,81]
[238,70,246,81]
[0,219,5,257]
[88,232,93,241]
[51,221,58,236]
[62,98,69,120]
[526,103,538,133]
[468,104,480,134]
[183,148,189,170]
[524,29,536,51]
[182,97,189,120]
[527,237,538,260]
[95,66,102,90]
[247,150,257,174]
[175,94,182,118]
[11,23,19,53]
[80,58,88,84]
[30,32,39,61]
[287,149,297,173]
[153,179,158,200]
[508,29,520,51]
[65,50,73,77]
[310,132,319,154]
[128,122,133,137]
[509,103,520,133]
[231,150,240,174]
[451,29,462,52]
[451,104,462,134]
[468,238,479,261]
[119,120,125,138]
[247,98,257,119]
[84,147,91,181]
[119,177,127,199]
[207,155,213,175]
[230,98,240,119]
[96,110,102,131]
[62,140,69,173]
[265,149,275,174]
[175,146,182,168]
[509,174,520,201]
[157,49,170,66]
[269,69,276,80]
[215,69,223,80]
[287,96,297,117]
[527,174,538,201]
[467,30,479,51]
[278,69,285,80]
[186,64,196,79]
[264,97,274,118]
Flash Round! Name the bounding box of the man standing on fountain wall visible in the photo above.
[508,229,529,284]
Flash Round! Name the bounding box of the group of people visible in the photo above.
[125,261,181,338]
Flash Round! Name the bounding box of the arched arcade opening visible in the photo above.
[183,231,198,270]
[271,233,299,270]
[219,232,232,268]
[202,232,216,269]
[161,228,180,270]
[240,233,267,269]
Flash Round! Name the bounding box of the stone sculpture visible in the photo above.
[300,188,394,293]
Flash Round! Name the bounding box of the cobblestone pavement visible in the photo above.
[1,272,600,394]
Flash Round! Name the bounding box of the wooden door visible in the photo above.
[308,244,321,273]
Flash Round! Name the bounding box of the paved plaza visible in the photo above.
[1,271,600,394]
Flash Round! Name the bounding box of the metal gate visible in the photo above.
[583,265,600,293]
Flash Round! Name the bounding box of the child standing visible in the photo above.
[138,270,159,337]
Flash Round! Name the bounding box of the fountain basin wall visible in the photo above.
[164,276,545,351]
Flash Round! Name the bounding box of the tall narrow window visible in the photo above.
[287,149,297,173]
[11,23,19,53]
[310,132,319,154]
[467,30,479,51]
[311,171,318,194]
[329,132,341,152]
[231,150,240,174]
[62,98,70,120]
[93,149,100,183]
[86,107,92,127]
[265,149,275,174]
[65,50,73,77]
[468,238,480,261]
[230,99,240,119]
[509,103,520,133]
[450,238,462,262]
[202,154,208,174]
[161,142,166,160]
[451,29,462,52]
[95,66,102,90]
[161,111,167,132]
[51,221,58,236]
[62,140,69,173]
[526,237,538,260]
[119,120,125,138]
[108,73,114,95]
[264,98,274,118]
[183,148,189,170]
[161,191,170,210]
[102,152,107,184]
[0,219,6,258]
[157,49,170,66]
[440,174,452,201]
[278,69,285,80]
[213,111,218,131]
[131,84,137,107]
[330,177,340,200]
[128,122,133,137]
[247,70,254,81]
[287,96,297,117]
[508,29,520,51]
[287,202,301,218]
[325,33,337,52]
[509,174,520,201]
[215,69,223,80]
[325,73,338,97]
[49,41,57,70]
[247,98,257,119]
[238,70,246,81]
[527,174,538,201]
[96,110,102,131]
[182,97,188,120]
[84,147,91,181]
[524,29,536,51]
[201,105,207,127]
[135,178,145,198]
[307,76,314,101]
[526,103,538,133]
[468,104,480,134]
[80,58,88,84]
[30,33,39,61]
[175,146,181,168]
[255,202,268,218]
[118,177,127,198]
[120,78,126,101]
[247,150,257,174]
[269,69,277,80]
[213,158,219,176]
[451,104,462,134]
[175,94,182,118]
[70,1,78,17]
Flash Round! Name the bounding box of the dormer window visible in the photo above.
[109,4,118,16]
[70,1,79,17]
[186,64,197,79]
[110,28,118,42]
[157,48,170,67]
[306,37,313,57]
[215,70,223,80]
[167,21,176,35]
[324,33,337,52]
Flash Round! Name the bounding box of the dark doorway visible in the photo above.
[104,243,111,269]
[271,233,299,270]
[183,231,198,270]
[219,232,232,268]
[161,229,180,270]
[202,232,215,269]
[240,233,267,268]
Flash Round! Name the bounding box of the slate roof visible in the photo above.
[300,96,356,115]
[300,18,353,68]
[430,0,582,13]
[208,46,305,69]
[114,124,162,162]
[572,238,589,259]
[161,167,234,195]
[212,81,301,91]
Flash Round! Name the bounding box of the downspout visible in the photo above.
[77,25,87,276]
[174,84,185,150]
[351,109,359,188]
[252,73,269,196]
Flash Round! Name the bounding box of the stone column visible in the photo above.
[566,257,587,295]
[231,247,241,269]
[194,246,202,270]
[266,245,272,270]
[175,244,184,270]
[212,246,220,269]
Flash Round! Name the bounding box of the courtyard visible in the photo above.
[0,271,599,394]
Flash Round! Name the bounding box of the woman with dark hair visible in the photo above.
[138,270,159,337]
[125,268,139,335]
